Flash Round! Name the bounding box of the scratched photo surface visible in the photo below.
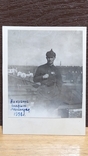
[8,29,83,118]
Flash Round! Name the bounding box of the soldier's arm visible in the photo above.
[33,67,43,82]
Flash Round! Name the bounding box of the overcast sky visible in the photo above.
[8,29,83,66]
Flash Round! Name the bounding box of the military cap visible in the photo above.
[46,49,56,57]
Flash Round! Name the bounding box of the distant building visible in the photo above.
[59,66,82,84]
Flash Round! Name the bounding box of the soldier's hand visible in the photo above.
[43,74,49,79]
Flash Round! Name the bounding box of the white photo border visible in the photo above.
[3,26,87,135]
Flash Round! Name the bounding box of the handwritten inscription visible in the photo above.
[10,99,30,117]
[10,99,29,104]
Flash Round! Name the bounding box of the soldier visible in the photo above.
[33,49,62,111]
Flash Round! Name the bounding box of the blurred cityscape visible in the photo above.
[8,65,82,84]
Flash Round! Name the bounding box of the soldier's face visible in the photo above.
[46,56,55,65]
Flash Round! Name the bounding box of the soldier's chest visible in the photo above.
[42,66,56,75]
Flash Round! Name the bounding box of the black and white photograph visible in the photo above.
[3,27,86,135]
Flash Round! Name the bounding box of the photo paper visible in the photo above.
[3,26,86,135]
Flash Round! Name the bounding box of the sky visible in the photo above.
[8,29,83,66]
